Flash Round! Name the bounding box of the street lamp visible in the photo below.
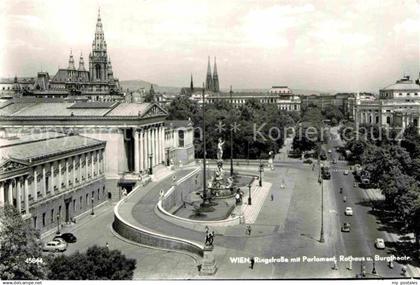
[56,214,61,235]
[230,85,234,177]
[259,161,264,187]
[248,183,252,205]
[91,197,94,215]
[149,153,153,175]
[319,159,325,243]
[372,257,377,275]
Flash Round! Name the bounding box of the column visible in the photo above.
[91,152,94,178]
[85,153,89,179]
[65,159,69,188]
[134,130,140,173]
[8,181,13,205]
[0,182,4,207]
[160,125,165,164]
[96,151,100,175]
[58,161,62,190]
[145,128,149,170]
[79,155,83,182]
[139,129,144,172]
[50,163,55,194]
[101,149,105,174]
[24,177,29,214]
[17,179,22,213]
[33,168,38,202]
[152,127,156,166]
[73,157,76,185]
[42,165,46,197]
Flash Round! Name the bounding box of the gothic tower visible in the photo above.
[89,9,109,82]
[68,50,75,70]
[78,53,86,71]
[212,57,219,92]
[205,56,213,91]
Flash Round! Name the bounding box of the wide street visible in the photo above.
[42,130,420,279]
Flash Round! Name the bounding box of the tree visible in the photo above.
[0,205,47,280]
[48,246,136,280]
[166,95,200,122]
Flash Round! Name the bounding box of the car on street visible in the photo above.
[327,149,332,153]
[375,238,386,249]
[42,239,67,252]
[55,233,77,243]
[303,159,313,164]
[341,222,351,232]
[345,207,353,216]
[343,169,349,175]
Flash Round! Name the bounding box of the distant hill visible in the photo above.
[120,80,181,94]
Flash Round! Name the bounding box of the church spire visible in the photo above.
[78,52,85,71]
[212,56,219,92]
[205,56,213,91]
[68,50,75,70]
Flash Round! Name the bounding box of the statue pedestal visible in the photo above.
[200,246,217,276]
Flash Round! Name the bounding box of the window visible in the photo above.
[51,209,54,223]
[73,199,76,212]
[33,216,37,229]
[58,205,62,217]
[178,130,185,147]
[42,213,46,227]
[86,193,89,205]
[97,189,100,199]
[80,196,83,209]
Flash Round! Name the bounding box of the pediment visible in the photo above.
[141,103,168,118]
[0,158,29,173]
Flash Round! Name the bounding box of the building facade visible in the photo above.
[0,132,106,234]
[165,120,195,166]
[4,10,123,101]
[355,76,420,132]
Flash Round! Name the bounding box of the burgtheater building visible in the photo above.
[0,99,169,197]
[355,76,420,133]
[0,132,106,234]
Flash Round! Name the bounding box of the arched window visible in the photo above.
[178,130,185,147]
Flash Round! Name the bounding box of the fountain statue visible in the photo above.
[217,138,225,161]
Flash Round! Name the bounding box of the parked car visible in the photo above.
[375,238,385,249]
[345,207,353,216]
[341,222,351,232]
[42,239,67,252]
[55,233,77,243]
[328,149,332,154]
[303,159,313,164]
[343,169,349,175]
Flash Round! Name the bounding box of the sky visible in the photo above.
[1,0,420,92]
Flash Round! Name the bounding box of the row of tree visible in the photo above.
[339,123,420,253]
[166,96,299,159]
[0,206,136,280]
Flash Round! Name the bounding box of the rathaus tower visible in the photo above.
[89,9,113,82]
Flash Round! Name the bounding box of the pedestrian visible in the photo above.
[332,260,338,270]
[246,225,252,235]
[271,193,274,201]
[401,265,407,276]
[348,260,352,270]
[343,195,347,203]
[250,257,255,269]
[105,242,109,249]
[388,260,394,269]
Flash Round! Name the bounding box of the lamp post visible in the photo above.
[230,85,234,176]
[91,197,94,215]
[56,214,61,235]
[149,153,153,175]
[248,183,252,205]
[201,83,210,207]
[318,152,325,243]
[372,257,377,275]
[259,161,264,187]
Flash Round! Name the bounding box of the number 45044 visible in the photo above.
[25,257,43,264]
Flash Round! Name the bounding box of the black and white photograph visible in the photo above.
[1,0,420,283]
